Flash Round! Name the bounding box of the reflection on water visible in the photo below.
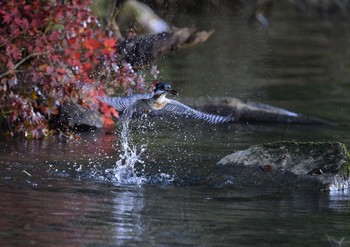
[1,2,350,246]
[0,181,350,246]
[1,121,349,246]
[111,187,145,245]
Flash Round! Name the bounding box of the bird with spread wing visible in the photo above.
[98,82,234,124]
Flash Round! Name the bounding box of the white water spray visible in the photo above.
[111,118,147,184]
[106,114,176,185]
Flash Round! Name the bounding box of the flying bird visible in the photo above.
[98,82,234,124]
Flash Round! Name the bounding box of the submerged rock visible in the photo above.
[211,142,350,191]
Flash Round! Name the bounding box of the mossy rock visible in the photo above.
[212,142,350,191]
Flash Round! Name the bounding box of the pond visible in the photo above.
[1,2,350,246]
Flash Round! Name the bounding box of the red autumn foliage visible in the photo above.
[0,0,148,138]
[84,39,101,50]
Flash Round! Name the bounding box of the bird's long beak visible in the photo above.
[167,89,178,95]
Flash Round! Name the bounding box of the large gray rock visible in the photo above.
[60,102,103,130]
[212,142,350,191]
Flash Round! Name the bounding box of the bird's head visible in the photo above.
[154,82,178,96]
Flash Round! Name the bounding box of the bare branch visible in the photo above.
[0,52,48,79]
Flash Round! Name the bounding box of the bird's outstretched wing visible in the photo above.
[164,99,233,124]
[97,94,153,112]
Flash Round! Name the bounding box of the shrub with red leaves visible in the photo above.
[0,0,148,138]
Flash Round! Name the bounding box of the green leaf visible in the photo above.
[53,24,64,30]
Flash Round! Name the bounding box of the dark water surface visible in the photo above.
[1,2,350,246]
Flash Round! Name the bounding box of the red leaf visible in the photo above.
[10,8,19,17]
[6,45,22,60]
[12,27,21,36]
[101,48,113,56]
[68,38,76,45]
[83,62,92,70]
[109,107,119,118]
[0,10,11,24]
[14,17,22,27]
[56,9,64,20]
[57,68,66,74]
[71,59,81,67]
[49,31,60,42]
[83,39,100,50]
[22,18,29,30]
[103,116,115,128]
[31,19,39,29]
[35,37,46,53]
[103,38,117,48]
[23,5,31,11]
[73,52,81,59]
[65,49,73,56]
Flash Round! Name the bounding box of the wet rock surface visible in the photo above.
[60,101,103,130]
[211,142,350,191]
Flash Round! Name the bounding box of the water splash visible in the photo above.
[110,118,148,185]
